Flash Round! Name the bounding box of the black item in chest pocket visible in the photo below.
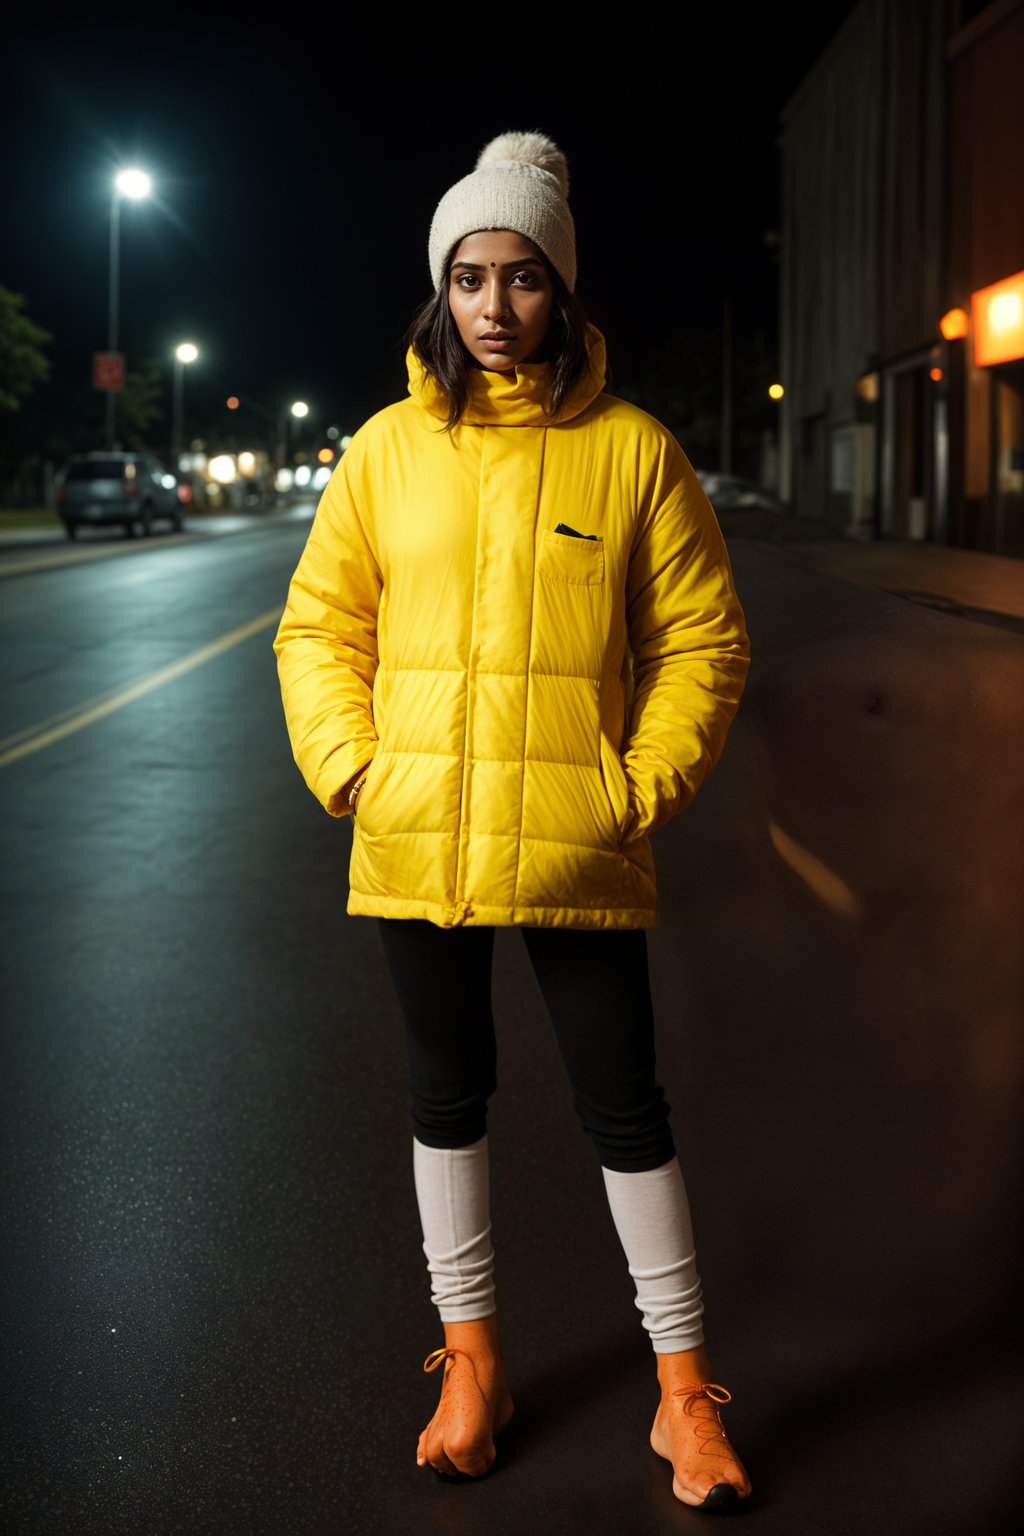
[554,522,598,540]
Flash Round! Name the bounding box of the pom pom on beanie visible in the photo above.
[475,131,570,198]
[428,130,576,292]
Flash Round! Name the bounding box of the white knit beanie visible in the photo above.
[428,130,577,293]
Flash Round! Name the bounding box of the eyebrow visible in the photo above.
[450,258,545,271]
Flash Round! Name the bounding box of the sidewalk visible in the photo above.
[717,507,1024,633]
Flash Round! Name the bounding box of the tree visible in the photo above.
[615,316,777,483]
[116,358,165,447]
[615,323,723,470]
[0,287,51,415]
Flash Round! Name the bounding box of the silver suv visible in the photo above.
[57,452,187,539]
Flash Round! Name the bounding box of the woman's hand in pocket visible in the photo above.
[343,763,373,818]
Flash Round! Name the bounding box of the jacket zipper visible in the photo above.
[450,436,487,924]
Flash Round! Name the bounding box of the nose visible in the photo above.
[482,277,511,321]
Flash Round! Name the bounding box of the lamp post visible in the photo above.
[172,342,199,465]
[225,394,309,503]
[720,297,732,476]
[768,383,784,497]
[106,167,152,450]
[279,399,309,468]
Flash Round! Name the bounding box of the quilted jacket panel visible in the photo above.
[274,329,750,929]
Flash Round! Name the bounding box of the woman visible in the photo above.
[274,131,753,1511]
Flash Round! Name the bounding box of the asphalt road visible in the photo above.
[2,516,1021,1535]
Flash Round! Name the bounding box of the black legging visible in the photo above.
[376,919,676,1174]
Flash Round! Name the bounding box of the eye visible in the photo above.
[454,273,481,290]
[510,271,538,287]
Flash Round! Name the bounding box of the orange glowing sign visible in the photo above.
[972,270,1024,367]
[929,367,943,382]
[939,308,968,341]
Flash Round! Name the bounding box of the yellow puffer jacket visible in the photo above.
[274,328,749,929]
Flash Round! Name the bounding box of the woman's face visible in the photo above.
[448,230,555,370]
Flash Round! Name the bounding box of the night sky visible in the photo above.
[4,6,857,457]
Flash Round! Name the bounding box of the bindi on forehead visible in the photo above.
[490,262,496,267]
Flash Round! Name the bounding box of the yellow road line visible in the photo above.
[0,606,283,769]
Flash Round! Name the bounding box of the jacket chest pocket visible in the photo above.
[537,528,605,586]
[532,529,609,680]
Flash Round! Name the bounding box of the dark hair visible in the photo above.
[406,243,597,432]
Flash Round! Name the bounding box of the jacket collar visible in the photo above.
[407,324,607,427]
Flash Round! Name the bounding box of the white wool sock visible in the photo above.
[601,1157,705,1353]
[412,1135,496,1322]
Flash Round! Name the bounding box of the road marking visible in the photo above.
[0,607,283,769]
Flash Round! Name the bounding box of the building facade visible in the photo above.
[778,0,1024,556]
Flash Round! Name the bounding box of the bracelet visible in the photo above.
[347,772,369,812]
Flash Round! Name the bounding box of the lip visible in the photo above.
[481,337,515,351]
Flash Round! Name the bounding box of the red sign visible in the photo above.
[93,352,125,391]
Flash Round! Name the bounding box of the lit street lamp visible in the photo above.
[106,168,152,450]
[278,399,310,467]
[172,342,199,465]
[768,383,784,496]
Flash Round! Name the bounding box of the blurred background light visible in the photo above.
[990,291,1022,333]
[939,307,968,341]
[115,167,152,199]
[972,271,1024,366]
[208,454,237,484]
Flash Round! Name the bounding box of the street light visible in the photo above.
[116,168,152,200]
[768,384,784,497]
[173,342,199,465]
[106,167,152,449]
[278,399,310,467]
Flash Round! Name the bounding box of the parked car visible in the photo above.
[56,452,191,539]
[695,470,785,516]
